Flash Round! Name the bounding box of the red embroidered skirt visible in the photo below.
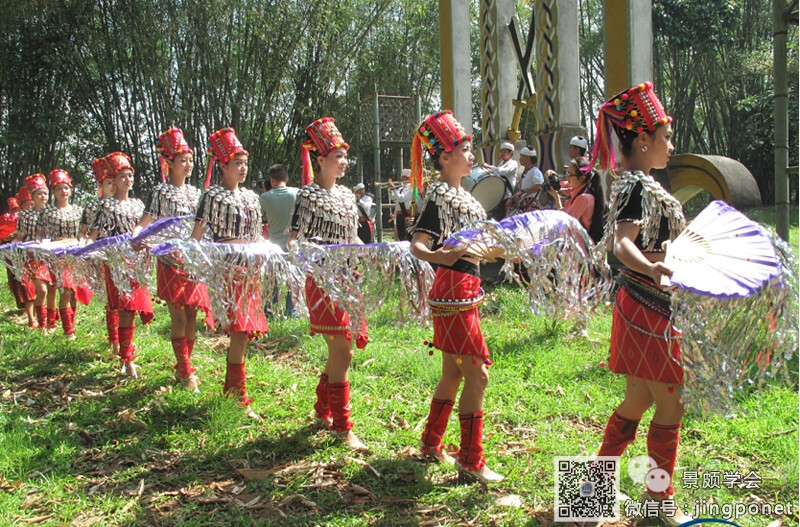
[608,286,683,385]
[103,264,154,323]
[6,267,33,305]
[304,276,368,349]
[25,258,54,284]
[58,264,93,305]
[429,267,489,360]
[219,266,268,335]
[156,259,214,330]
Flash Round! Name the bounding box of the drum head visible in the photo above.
[470,175,505,212]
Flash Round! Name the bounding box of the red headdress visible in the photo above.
[410,110,472,201]
[0,198,18,239]
[156,127,193,182]
[16,186,32,205]
[91,157,113,197]
[301,117,349,186]
[48,169,72,188]
[25,173,47,193]
[587,81,672,172]
[206,127,248,189]
[105,152,135,177]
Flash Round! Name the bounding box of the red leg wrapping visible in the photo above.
[171,336,194,379]
[646,422,681,498]
[328,381,354,432]
[35,304,47,329]
[118,325,136,363]
[47,307,59,329]
[106,308,119,344]
[421,398,454,453]
[597,411,640,458]
[458,411,486,471]
[223,361,253,406]
[314,373,331,420]
[59,307,75,335]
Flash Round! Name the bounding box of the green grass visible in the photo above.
[0,208,797,527]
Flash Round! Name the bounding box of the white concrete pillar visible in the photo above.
[440,0,473,134]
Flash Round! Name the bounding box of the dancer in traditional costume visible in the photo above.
[288,117,367,450]
[587,82,692,525]
[9,188,36,324]
[80,158,117,239]
[89,152,154,378]
[132,127,209,391]
[409,111,503,483]
[11,175,53,330]
[1,197,27,312]
[35,169,86,338]
[191,127,266,417]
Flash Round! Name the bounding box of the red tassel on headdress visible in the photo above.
[160,157,169,183]
[410,133,423,202]
[301,141,314,186]
[204,156,214,189]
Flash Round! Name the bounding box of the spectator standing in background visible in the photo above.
[353,183,376,243]
[259,163,299,316]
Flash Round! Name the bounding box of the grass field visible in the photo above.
[0,207,797,527]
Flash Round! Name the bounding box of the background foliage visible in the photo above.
[0,0,796,207]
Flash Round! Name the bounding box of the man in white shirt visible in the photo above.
[506,146,546,215]
[482,141,519,198]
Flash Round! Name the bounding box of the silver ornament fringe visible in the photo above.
[671,227,798,415]
[288,241,435,333]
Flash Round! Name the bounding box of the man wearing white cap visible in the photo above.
[569,135,589,160]
[353,182,376,243]
[481,141,518,200]
[505,146,546,215]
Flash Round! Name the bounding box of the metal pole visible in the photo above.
[373,91,383,242]
[773,0,789,241]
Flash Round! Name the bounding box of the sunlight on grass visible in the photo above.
[0,211,796,526]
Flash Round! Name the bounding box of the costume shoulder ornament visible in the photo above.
[426,180,486,241]
[594,170,685,257]
[150,182,201,218]
[294,183,359,244]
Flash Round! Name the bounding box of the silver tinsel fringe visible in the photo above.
[446,211,613,328]
[672,227,798,415]
[288,241,435,333]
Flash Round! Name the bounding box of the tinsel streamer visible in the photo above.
[0,241,37,281]
[668,226,798,415]
[288,241,435,332]
[151,239,305,328]
[444,210,613,328]
[131,215,194,247]
[70,234,152,300]
[25,239,80,290]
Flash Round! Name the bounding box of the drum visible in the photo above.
[462,167,505,212]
